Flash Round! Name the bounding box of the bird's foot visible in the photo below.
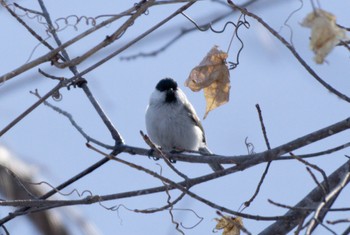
[147,149,159,161]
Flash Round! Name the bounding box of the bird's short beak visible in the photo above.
[165,88,176,103]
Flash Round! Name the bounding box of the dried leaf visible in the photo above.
[185,45,230,119]
[301,9,347,64]
[215,216,243,235]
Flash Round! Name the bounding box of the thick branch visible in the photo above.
[260,160,350,234]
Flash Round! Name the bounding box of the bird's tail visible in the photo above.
[199,146,224,172]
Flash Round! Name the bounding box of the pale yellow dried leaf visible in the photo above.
[215,216,243,235]
[301,9,347,64]
[185,45,230,119]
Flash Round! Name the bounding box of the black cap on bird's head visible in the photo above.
[156,78,178,92]
[156,78,178,103]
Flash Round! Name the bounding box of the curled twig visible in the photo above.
[120,0,259,61]
[165,185,185,235]
[278,0,303,47]
[10,2,131,36]
[244,137,255,154]
[181,11,250,70]
[181,12,240,33]
[227,13,250,70]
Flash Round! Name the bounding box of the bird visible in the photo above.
[145,78,224,172]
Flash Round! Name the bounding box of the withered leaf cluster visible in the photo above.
[215,216,243,235]
[185,45,230,119]
[302,9,348,64]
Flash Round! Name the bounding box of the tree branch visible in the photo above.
[260,160,350,234]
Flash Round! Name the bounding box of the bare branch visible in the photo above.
[306,171,350,234]
[279,142,350,160]
[260,160,350,234]
[0,0,138,83]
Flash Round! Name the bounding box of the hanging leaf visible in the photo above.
[185,45,230,119]
[301,9,347,64]
[215,216,243,235]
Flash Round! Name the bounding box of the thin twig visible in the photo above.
[327,218,350,225]
[268,199,313,211]
[30,89,114,149]
[290,152,330,192]
[294,214,307,235]
[244,104,272,208]
[306,167,327,199]
[134,193,186,214]
[269,199,350,212]
[141,131,189,180]
[255,104,271,149]
[317,222,338,235]
[1,2,53,52]
[38,69,63,80]
[13,2,44,16]
[1,167,38,199]
[81,84,124,144]
[279,142,350,160]
[0,81,64,137]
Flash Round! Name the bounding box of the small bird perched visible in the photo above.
[145,78,223,172]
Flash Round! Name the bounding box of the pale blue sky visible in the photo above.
[1,0,350,234]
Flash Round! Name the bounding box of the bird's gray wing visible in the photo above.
[183,101,206,144]
[183,101,224,172]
